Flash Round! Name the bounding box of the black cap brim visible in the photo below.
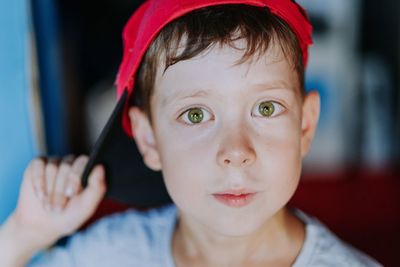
[81,89,171,207]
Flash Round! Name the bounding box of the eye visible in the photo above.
[252,101,285,118]
[179,107,212,125]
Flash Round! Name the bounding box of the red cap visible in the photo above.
[115,0,313,138]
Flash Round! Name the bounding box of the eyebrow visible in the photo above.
[161,89,213,107]
[254,80,293,90]
[161,80,293,106]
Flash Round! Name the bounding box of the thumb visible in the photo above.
[74,165,107,219]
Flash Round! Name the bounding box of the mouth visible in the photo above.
[212,189,257,208]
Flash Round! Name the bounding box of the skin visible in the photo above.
[129,40,320,267]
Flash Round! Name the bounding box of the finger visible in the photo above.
[73,165,106,218]
[51,156,74,211]
[44,158,59,209]
[29,158,46,201]
[65,155,88,198]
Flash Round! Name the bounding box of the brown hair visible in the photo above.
[133,4,305,118]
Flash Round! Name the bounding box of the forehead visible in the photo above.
[153,40,300,106]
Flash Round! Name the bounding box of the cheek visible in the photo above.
[256,116,302,203]
[154,125,214,205]
[265,122,302,174]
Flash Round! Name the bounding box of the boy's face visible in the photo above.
[129,40,320,236]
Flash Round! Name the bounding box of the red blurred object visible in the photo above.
[87,169,400,267]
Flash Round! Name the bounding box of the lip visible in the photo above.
[212,189,257,208]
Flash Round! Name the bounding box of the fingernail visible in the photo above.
[65,187,75,197]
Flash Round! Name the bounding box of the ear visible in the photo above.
[300,91,320,158]
[128,106,162,171]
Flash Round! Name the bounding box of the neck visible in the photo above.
[172,207,305,267]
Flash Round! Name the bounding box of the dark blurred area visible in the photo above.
[29,0,399,265]
[47,0,143,154]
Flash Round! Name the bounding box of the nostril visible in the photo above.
[223,158,252,165]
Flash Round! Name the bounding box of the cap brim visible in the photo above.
[81,89,171,207]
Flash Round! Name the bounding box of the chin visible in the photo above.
[205,213,269,237]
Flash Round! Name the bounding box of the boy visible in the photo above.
[0,0,381,266]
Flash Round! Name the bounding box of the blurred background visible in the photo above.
[0,0,399,265]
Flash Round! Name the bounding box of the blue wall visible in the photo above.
[0,0,39,223]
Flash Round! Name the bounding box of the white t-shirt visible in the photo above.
[28,204,382,267]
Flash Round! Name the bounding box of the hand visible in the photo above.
[11,155,106,249]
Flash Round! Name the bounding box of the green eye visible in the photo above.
[180,107,212,125]
[258,101,275,117]
[187,108,204,123]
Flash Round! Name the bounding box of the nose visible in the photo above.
[216,131,256,168]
